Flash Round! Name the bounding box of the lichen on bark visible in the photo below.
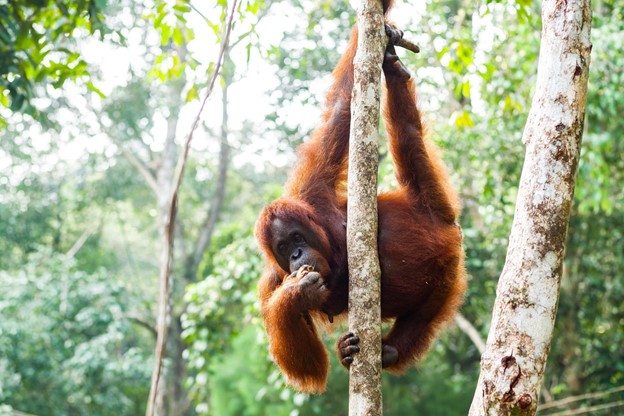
[469,1,592,415]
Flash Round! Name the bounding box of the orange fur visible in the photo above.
[255,0,466,393]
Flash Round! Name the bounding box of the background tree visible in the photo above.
[1,0,623,415]
[469,0,592,413]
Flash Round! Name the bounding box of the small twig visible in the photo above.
[396,37,420,54]
[127,315,158,337]
[65,222,98,258]
[189,3,209,24]
[99,122,160,194]
[115,141,159,194]
[454,313,485,354]
[539,385,624,411]
[545,400,624,416]
[7,409,39,416]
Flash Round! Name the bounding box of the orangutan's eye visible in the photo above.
[278,243,287,254]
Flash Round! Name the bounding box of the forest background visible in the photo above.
[0,0,622,415]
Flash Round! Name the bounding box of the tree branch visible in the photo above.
[7,409,39,416]
[229,5,271,49]
[107,133,160,195]
[396,38,419,54]
[127,315,158,338]
[545,400,624,416]
[454,313,485,354]
[538,385,624,411]
[117,141,159,195]
[65,221,99,259]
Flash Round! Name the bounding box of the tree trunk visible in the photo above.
[146,3,237,414]
[148,74,185,416]
[177,56,232,416]
[468,1,592,415]
[186,58,231,282]
[347,0,385,415]
[559,261,582,395]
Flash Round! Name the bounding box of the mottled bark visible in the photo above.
[469,1,592,415]
[347,0,385,415]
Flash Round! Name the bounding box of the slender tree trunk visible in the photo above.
[172,317,191,416]
[150,75,185,416]
[176,57,232,416]
[560,261,582,395]
[186,59,231,282]
[347,1,385,415]
[468,1,592,415]
[146,3,237,414]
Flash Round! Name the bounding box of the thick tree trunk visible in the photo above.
[469,1,591,415]
[347,0,385,415]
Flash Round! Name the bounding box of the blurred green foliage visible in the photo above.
[0,0,109,124]
[0,249,151,415]
[0,0,622,415]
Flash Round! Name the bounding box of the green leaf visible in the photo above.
[160,23,171,45]
[207,62,215,78]
[156,1,166,15]
[249,0,260,15]
[86,81,106,98]
[66,52,81,64]
[454,111,474,129]
[207,21,220,36]
[10,93,25,111]
[185,84,199,102]
[461,80,471,98]
[0,88,9,107]
[172,26,183,45]
[173,2,190,14]
[153,10,166,27]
